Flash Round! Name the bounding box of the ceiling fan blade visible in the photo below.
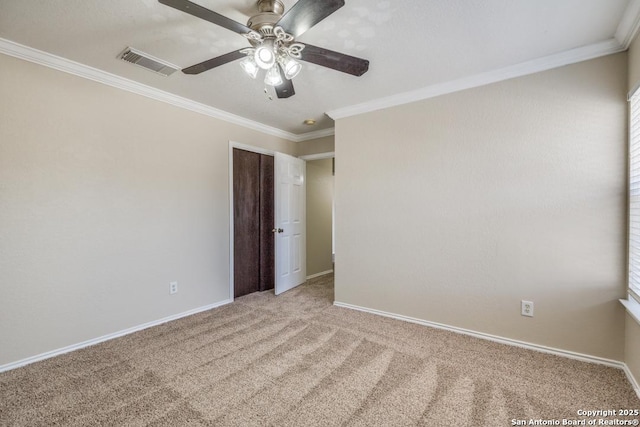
[299,44,369,76]
[182,49,246,75]
[159,0,252,35]
[275,64,295,98]
[276,0,345,38]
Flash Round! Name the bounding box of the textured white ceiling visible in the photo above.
[0,0,634,136]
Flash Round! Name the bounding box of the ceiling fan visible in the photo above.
[158,0,370,98]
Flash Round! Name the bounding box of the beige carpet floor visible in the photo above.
[1,273,638,426]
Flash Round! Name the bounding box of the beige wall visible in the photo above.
[629,31,640,92]
[627,34,640,391]
[306,158,334,276]
[0,53,296,366]
[335,53,628,360]
[296,135,335,157]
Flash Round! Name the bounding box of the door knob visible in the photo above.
[272,228,284,233]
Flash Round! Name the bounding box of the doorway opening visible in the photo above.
[301,152,335,279]
[229,142,308,299]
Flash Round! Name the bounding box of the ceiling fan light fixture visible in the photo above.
[160,0,369,99]
[254,39,276,70]
[280,55,302,80]
[264,65,283,86]
[239,56,259,79]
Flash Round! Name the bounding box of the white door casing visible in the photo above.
[274,152,306,295]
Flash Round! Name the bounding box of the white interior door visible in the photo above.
[274,152,306,295]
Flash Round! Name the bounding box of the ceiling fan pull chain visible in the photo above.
[263,87,273,101]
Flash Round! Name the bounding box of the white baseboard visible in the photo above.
[0,299,232,373]
[623,364,640,400]
[333,300,640,398]
[306,270,333,280]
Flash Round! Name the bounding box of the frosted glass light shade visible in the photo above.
[254,40,276,70]
[239,56,259,79]
[264,65,283,86]
[280,56,302,80]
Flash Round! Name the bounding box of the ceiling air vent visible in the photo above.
[118,47,179,77]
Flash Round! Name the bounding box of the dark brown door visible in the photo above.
[233,148,274,297]
[258,155,275,291]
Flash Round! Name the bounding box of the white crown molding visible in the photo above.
[616,0,640,49]
[0,38,303,142]
[1,32,631,140]
[327,38,625,120]
[294,127,335,142]
[0,298,232,373]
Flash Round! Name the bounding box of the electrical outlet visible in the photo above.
[521,300,534,317]
[170,281,178,295]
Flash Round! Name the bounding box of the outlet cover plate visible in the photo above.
[521,300,534,317]
[170,281,178,295]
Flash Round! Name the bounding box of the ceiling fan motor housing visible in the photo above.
[248,0,284,38]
